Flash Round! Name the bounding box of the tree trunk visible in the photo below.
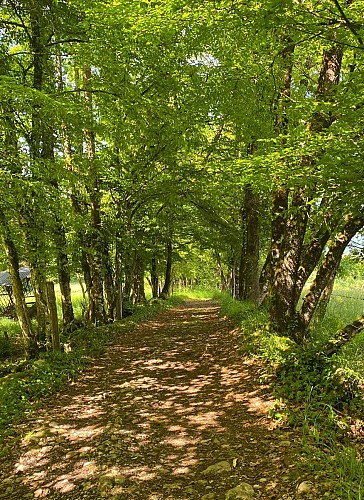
[160,239,173,299]
[243,185,260,304]
[46,281,60,352]
[132,252,146,303]
[102,245,115,321]
[314,269,337,324]
[0,208,38,357]
[297,214,364,340]
[269,42,343,337]
[83,65,105,325]
[114,238,123,320]
[325,316,364,357]
[151,255,159,299]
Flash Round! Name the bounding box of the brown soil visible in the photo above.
[0,300,310,499]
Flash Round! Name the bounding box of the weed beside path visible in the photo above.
[0,300,321,499]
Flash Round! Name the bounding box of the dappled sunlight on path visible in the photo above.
[0,301,299,499]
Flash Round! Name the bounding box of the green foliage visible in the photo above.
[214,291,364,498]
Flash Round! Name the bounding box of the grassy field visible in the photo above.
[315,278,364,378]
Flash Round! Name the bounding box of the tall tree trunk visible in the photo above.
[269,42,343,337]
[54,51,75,328]
[103,245,115,321]
[151,255,159,299]
[160,239,173,299]
[132,252,146,303]
[83,65,105,324]
[268,38,295,330]
[114,237,123,320]
[314,269,337,324]
[243,185,260,304]
[0,208,38,357]
[297,214,364,340]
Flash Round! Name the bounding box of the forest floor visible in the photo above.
[0,300,327,500]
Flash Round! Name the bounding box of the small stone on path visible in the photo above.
[225,483,255,499]
[297,481,314,495]
[202,460,232,475]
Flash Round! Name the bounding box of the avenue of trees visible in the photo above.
[0,0,364,357]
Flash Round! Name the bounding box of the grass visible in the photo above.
[213,283,364,500]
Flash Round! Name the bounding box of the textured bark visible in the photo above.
[83,65,106,324]
[243,186,260,304]
[160,240,173,299]
[268,38,296,331]
[0,208,37,357]
[114,239,123,320]
[132,252,146,303]
[46,281,60,352]
[325,316,364,357]
[103,245,115,321]
[269,42,344,338]
[151,256,159,299]
[297,215,364,340]
[314,269,337,324]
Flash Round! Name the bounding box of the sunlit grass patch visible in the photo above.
[173,287,215,300]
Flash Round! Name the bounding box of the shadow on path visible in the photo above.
[0,300,300,500]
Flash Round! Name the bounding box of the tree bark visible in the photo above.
[132,252,146,303]
[243,185,260,304]
[325,316,364,357]
[102,244,115,321]
[114,238,123,320]
[46,281,60,352]
[160,239,173,299]
[269,41,343,338]
[0,208,37,357]
[151,255,159,299]
[83,65,106,324]
[297,214,364,340]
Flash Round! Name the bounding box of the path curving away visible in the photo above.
[0,300,305,500]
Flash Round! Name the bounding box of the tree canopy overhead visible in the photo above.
[1,0,364,355]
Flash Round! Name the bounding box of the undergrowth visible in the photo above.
[214,290,364,500]
[0,295,184,444]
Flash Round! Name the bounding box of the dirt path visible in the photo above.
[0,300,305,500]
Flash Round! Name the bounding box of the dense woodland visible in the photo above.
[0,0,364,357]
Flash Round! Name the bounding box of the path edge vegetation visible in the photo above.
[0,295,184,447]
[214,291,364,499]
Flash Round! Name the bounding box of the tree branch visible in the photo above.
[325,315,364,356]
[331,0,364,46]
